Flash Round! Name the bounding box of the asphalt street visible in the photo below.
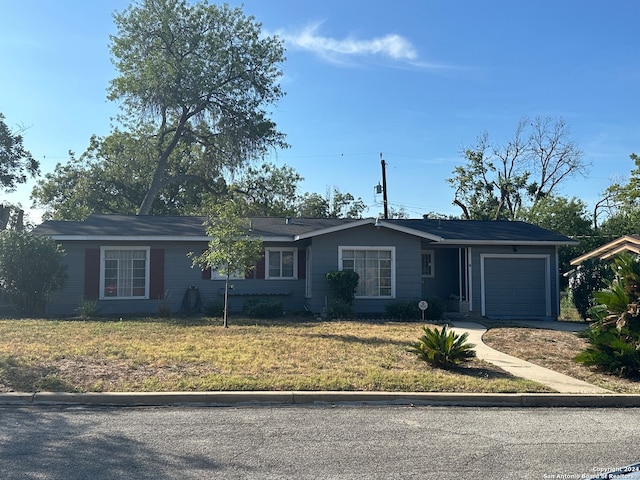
[1,405,639,479]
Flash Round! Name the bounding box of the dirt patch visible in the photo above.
[482,326,640,393]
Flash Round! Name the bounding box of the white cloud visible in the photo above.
[275,22,419,64]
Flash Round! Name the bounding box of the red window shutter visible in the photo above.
[201,267,212,279]
[255,252,265,279]
[84,249,100,300]
[149,248,165,299]
[298,248,306,279]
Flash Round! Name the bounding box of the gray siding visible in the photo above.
[47,242,87,316]
[45,232,561,320]
[46,240,308,317]
[306,224,422,315]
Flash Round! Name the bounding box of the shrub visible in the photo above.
[573,253,640,377]
[157,290,171,319]
[77,298,100,319]
[0,230,67,316]
[574,326,640,378]
[325,270,359,304]
[567,259,612,320]
[243,297,283,318]
[203,300,225,317]
[385,298,445,321]
[408,324,476,368]
[329,299,355,319]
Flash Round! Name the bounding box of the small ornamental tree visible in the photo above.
[0,230,66,316]
[190,200,262,327]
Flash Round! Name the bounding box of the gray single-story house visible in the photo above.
[34,214,575,320]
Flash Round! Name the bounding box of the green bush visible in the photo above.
[0,230,67,316]
[574,326,640,378]
[243,297,283,318]
[325,270,359,304]
[567,259,613,320]
[573,253,640,377]
[385,298,445,321]
[408,324,476,368]
[77,298,100,319]
[203,300,225,317]
[329,299,355,319]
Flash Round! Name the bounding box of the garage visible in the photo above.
[481,255,550,319]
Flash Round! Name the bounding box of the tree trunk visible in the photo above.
[137,165,166,215]
[0,205,10,230]
[138,111,190,216]
[223,275,230,328]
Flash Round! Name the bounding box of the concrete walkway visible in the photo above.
[448,320,612,394]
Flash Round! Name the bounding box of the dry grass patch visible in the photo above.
[0,317,549,393]
[482,325,640,393]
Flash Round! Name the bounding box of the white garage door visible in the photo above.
[482,256,550,318]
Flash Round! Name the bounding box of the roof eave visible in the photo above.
[570,235,640,266]
[373,220,445,242]
[49,234,291,242]
[294,218,375,240]
[50,235,212,242]
[441,239,577,246]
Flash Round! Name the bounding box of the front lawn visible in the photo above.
[0,317,549,393]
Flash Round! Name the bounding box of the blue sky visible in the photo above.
[2,0,639,223]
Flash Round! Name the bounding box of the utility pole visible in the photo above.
[380,153,389,219]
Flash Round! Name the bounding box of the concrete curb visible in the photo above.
[2,391,640,408]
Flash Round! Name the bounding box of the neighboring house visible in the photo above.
[570,235,640,267]
[33,214,575,320]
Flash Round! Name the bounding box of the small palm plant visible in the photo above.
[574,253,640,377]
[408,324,476,368]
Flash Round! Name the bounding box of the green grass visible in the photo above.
[559,294,583,321]
[0,316,551,393]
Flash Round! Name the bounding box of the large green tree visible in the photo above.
[32,131,226,220]
[297,188,366,218]
[594,153,640,233]
[0,113,39,192]
[448,117,586,220]
[520,195,596,277]
[232,163,301,217]
[109,0,286,215]
[520,195,591,237]
[1,113,38,230]
[33,148,368,220]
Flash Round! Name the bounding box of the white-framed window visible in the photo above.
[421,250,434,277]
[100,247,150,299]
[265,248,297,279]
[210,266,245,280]
[339,246,395,298]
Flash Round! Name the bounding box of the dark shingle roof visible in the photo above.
[385,218,574,244]
[33,214,361,239]
[33,214,575,245]
[34,215,206,237]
